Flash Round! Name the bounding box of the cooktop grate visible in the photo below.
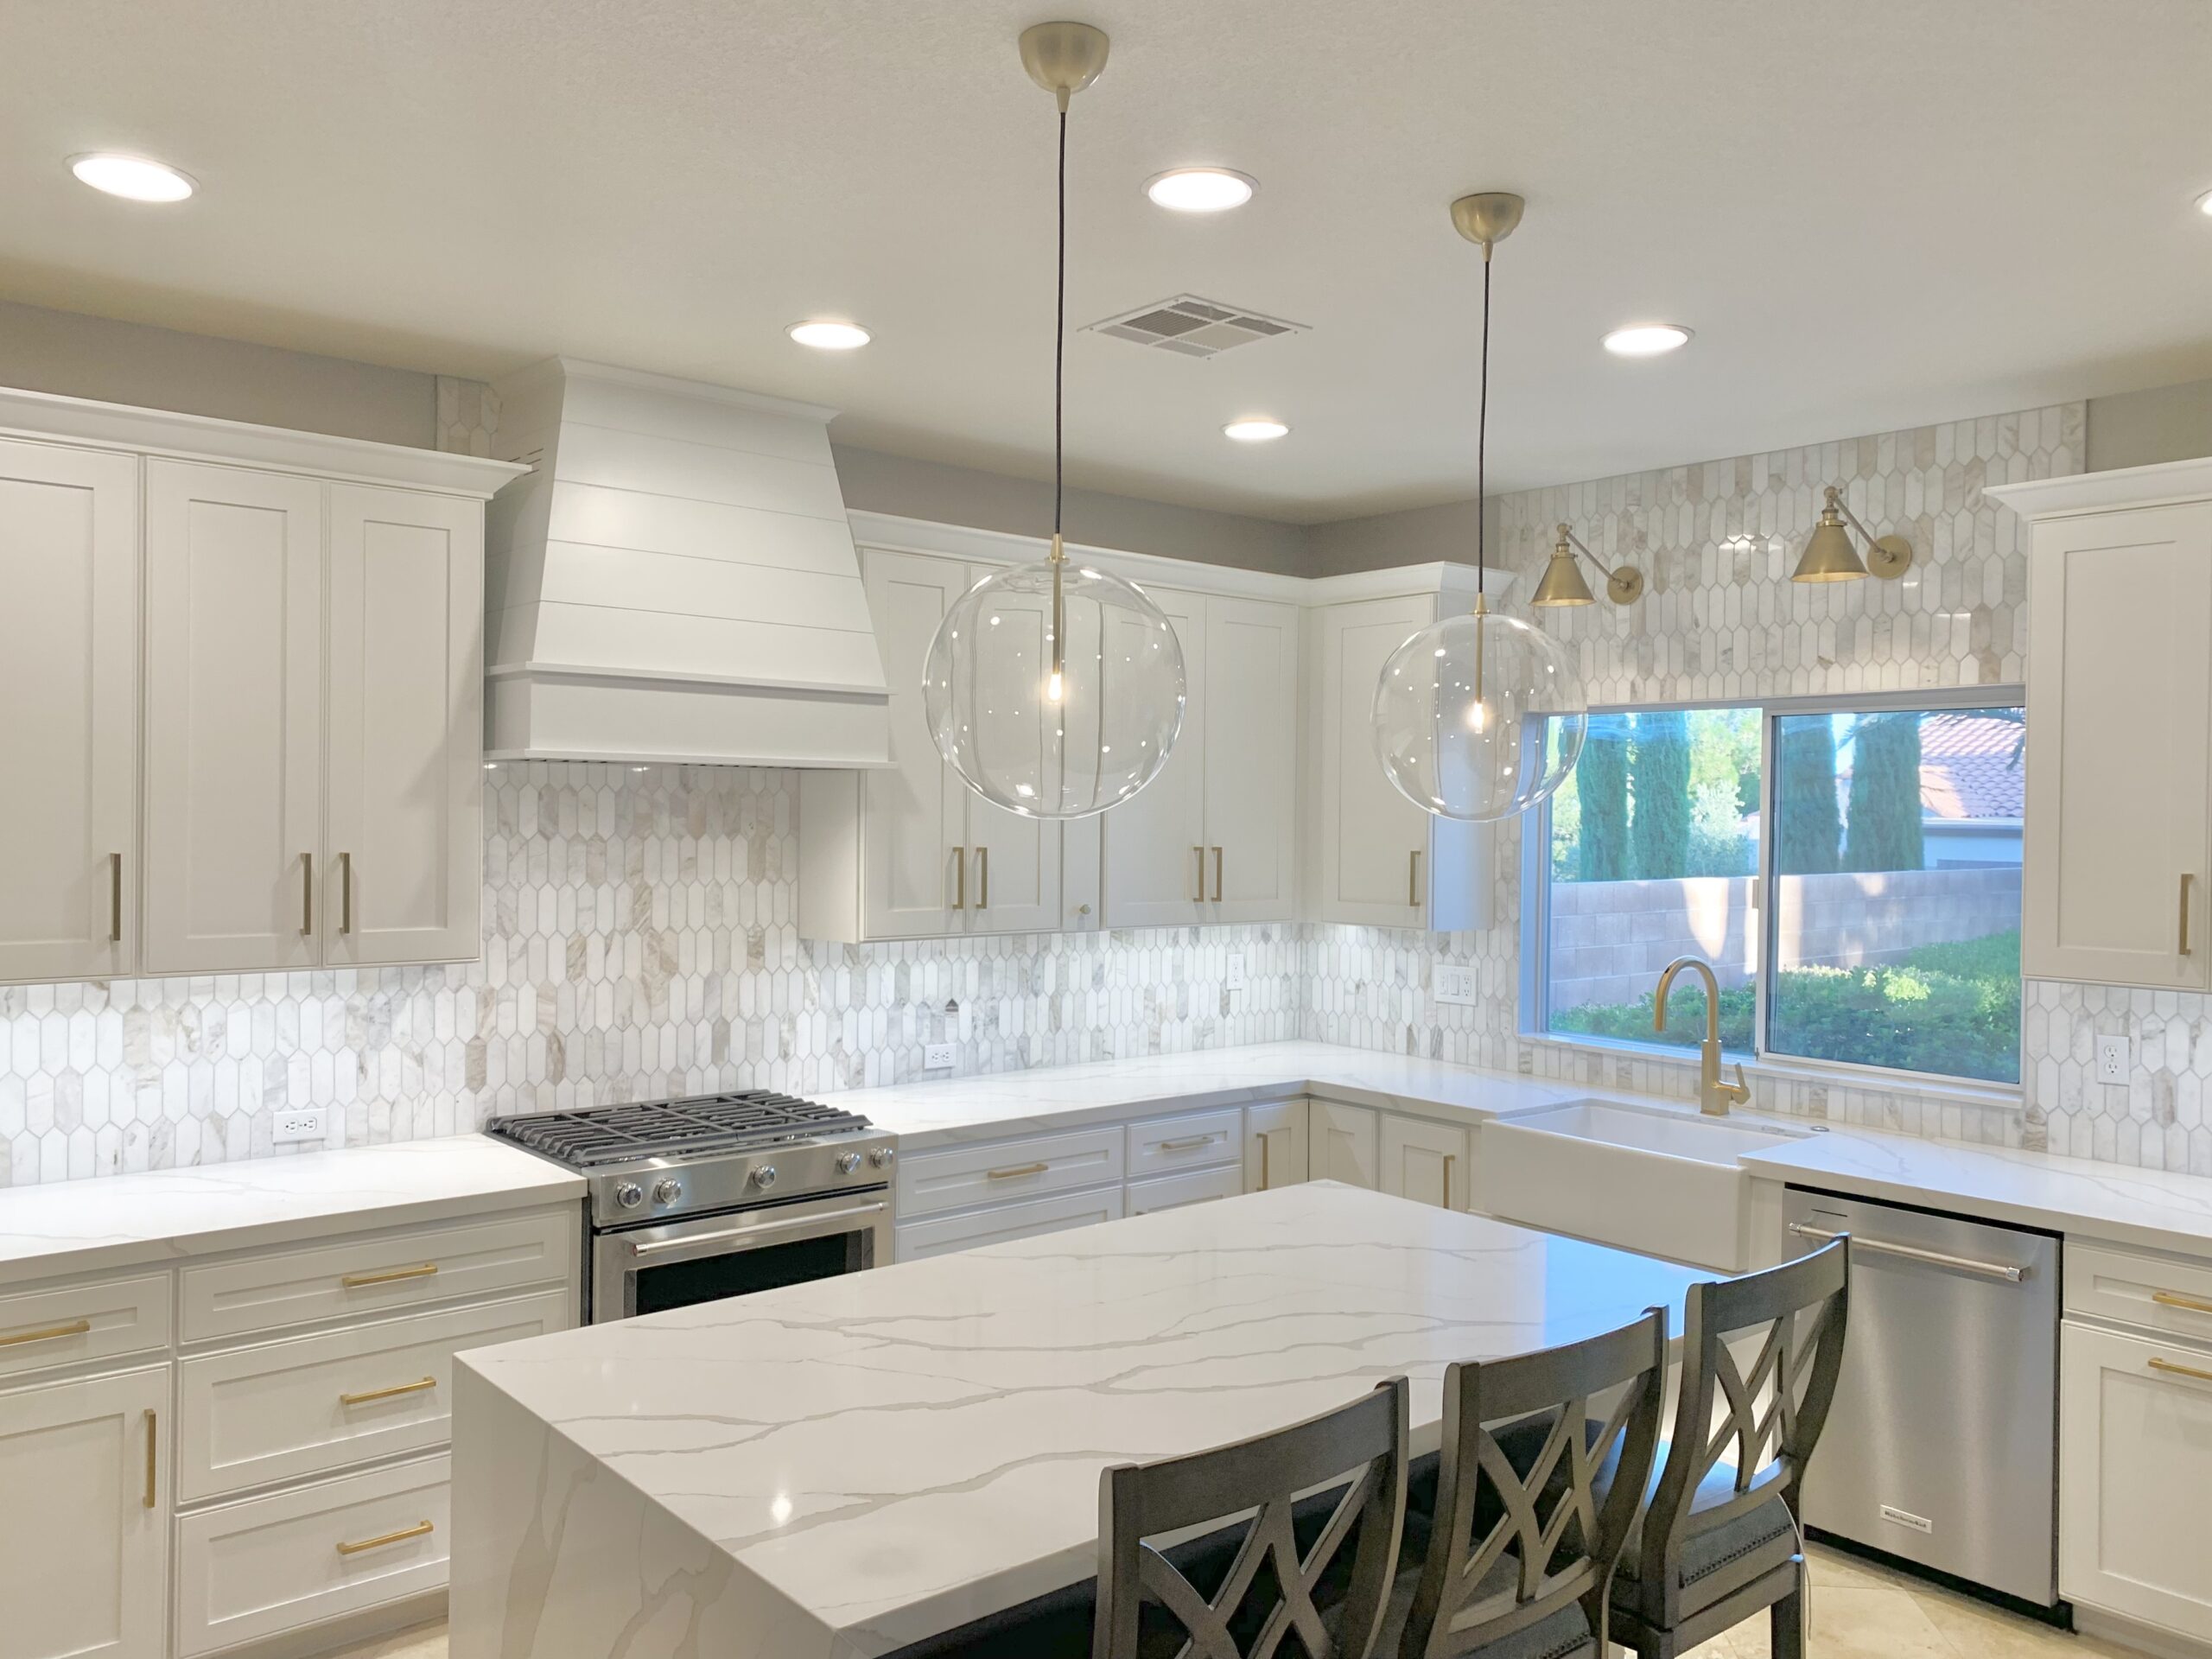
[487,1090,874,1168]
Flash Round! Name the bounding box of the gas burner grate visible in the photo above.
[488,1090,874,1168]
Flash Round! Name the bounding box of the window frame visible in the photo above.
[1519,684,2027,1092]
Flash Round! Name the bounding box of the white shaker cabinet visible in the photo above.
[0,438,140,983]
[1379,1114,1472,1211]
[142,461,326,975]
[1245,1098,1311,1191]
[1990,462,2212,990]
[0,1365,168,1659]
[1313,1099,1380,1189]
[325,486,486,965]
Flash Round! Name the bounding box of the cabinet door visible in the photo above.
[2060,1321,2212,1638]
[1316,594,1438,925]
[1246,1098,1311,1191]
[0,1366,167,1659]
[894,1186,1125,1262]
[1379,1114,1472,1211]
[1103,588,1207,926]
[1204,596,1300,923]
[961,559,1062,933]
[143,461,324,973]
[1312,1100,1378,1189]
[0,440,140,982]
[2024,503,2212,989]
[326,486,484,965]
[858,550,969,938]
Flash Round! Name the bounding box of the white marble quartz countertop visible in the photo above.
[0,1138,582,1287]
[456,1182,1701,1658]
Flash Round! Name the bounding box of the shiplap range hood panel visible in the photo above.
[485,358,892,766]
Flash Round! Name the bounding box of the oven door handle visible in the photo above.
[623,1202,889,1261]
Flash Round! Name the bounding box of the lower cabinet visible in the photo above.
[896,1187,1126,1261]
[0,1366,168,1659]
[2060,1318,2212,1640]
[1313,1101,1380,1188]
[1246,1099,1310,1191]
[1127,1163,1242,1217]
[1379,1116,1472,1212]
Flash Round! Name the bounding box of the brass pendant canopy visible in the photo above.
[1019,21,1110,108]
[1790,486,1914,583]
[1451,191,1525,250]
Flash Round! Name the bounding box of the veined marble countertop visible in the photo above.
[451,1183,1702,1659]
[0,1137,582,1287]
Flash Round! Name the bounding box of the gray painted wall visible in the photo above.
[2087,378,2212,472]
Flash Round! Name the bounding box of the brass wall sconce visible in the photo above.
[1791,486,1914,582]
[1531,523,1644,607]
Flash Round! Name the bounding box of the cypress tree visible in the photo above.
[1630,710,1693,878]
[1776,718,1842,874]
[1845,713,1926,872]
[1576,716,1630,881]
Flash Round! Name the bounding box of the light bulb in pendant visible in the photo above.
[1465,698,1492,734]
[1047,670,1064,703]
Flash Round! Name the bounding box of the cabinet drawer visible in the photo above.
[1126,1109,1243,1179]
[0,1272,170,1383]
[181,1206,575,1343]
[2066,1240,2212,1342]
[176,1288,570,1502]
[896,1126,1124,1218]
[895,1187,1125,1262]
[1127,1162,1243,1217]
[176,1454,450,1657]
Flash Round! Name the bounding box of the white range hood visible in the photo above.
[483,358,891,767]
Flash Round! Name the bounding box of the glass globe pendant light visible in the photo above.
[921,22,1187,820]
[1370,193,1589,823]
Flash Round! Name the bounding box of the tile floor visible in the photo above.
[346,1544,2141,1659]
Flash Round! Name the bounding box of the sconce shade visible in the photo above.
[1531,544,1598,607]
[1792,495,1871,582]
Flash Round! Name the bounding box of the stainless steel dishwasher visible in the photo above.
[1783,1186,2062,1611]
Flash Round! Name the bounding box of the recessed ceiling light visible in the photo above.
[1224,417,1289,442]
[69,153,195,202]
[2197,188,2212,218]
[787,320,870,350]
[1146,168,1256,213]
[1602,322,1693,357]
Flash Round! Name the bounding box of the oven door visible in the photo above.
[589,1189,891,1323]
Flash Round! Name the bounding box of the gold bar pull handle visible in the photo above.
[951,846,965,911]
[1258,1133,1271,1191]
[109,852,124,944]
[976,846,988,910]
[985,1160,1049,1181]
[336,1519,435,1556]
[2152,1288,2212,1316]
[302,852,314,936]
[1193,845,1205,902]
[1443,1154,1457,1211]
[2183,874,2196,957]
[340,1262,438,1290]
[1408,849,1421,907]
[1158,1135,1213,1153]
[339,1376,436,1408]
[0,1318,91,1349]
[143,1409,157,1510]
[2150,1356,2212,1385]
[1212,846,1224,903]
[340,851,353,935]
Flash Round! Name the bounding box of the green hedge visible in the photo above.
[1549,931,2020,1085]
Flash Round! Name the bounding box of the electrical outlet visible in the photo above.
[2096,1035,2132,1086]
[273,1108,327,1144]
[924,1043,957,1071]
[1225,953,1247,991]
[1434,964,1477,1007]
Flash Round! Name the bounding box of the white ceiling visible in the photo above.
[3,0,2209,521]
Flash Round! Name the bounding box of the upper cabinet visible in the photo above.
[1991,461,2212,990]
[0,389,518,987]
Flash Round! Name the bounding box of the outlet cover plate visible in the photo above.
[1225,953,1247,991]
[1435,964,1477,1007]
[924,1043,957,1071]
[274,1108,327,1144]
[2096,1035,2131,1086]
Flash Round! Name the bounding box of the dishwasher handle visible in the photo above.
[1787,1221,2026,1283]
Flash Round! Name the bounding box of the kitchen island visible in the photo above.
[450,1182,1702,1659]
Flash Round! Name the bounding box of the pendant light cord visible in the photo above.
[1476,251,1491,598]
[1053,106,1067,540]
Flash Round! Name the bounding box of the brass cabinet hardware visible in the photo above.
[302,852,314,936]
[1193,845,1205,901]
[143,1409,157,1510]
[109,853,124,944]
[1443,1154,1457,1211]
[952,846,966,910]
[1211,847,1224,903]
[1408,849,1421,907]
[340,1262,438,1289]
[2150,1356,2212,1385]
[1259,1135,1271,1190]
[336,1519,434,1556]
[985,1160,1049,1180]
[2152,1288,2212,1316]
[1158,1135,1213,1153]
[340,851,353,934]
[976,846,989,909]
[339,1376,436,1408]
[2183,874,2196,957]
[0,1318,91,1348]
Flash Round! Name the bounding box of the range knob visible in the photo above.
[613,1181,645,1209]
[835,1151,862,1176]
[752,1164,779,1192]
[652,1177,683,1205]
[870,1146,896,1170]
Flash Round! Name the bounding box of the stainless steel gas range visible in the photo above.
[486,1092,898,1323]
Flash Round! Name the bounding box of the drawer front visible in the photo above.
[0,1272,171,1383]
[1127,1162,1243,1217]
[2066,1240,2212,1342]
[896,1126,1124,1219]
[176,1288,570,1502]
[181,1206,576,1343]
[895,1187,1125,1262]
[176,1454,451,1657]
[1126,1108,1243,1180]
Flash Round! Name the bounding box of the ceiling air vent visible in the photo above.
[1084,295,1307,359]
